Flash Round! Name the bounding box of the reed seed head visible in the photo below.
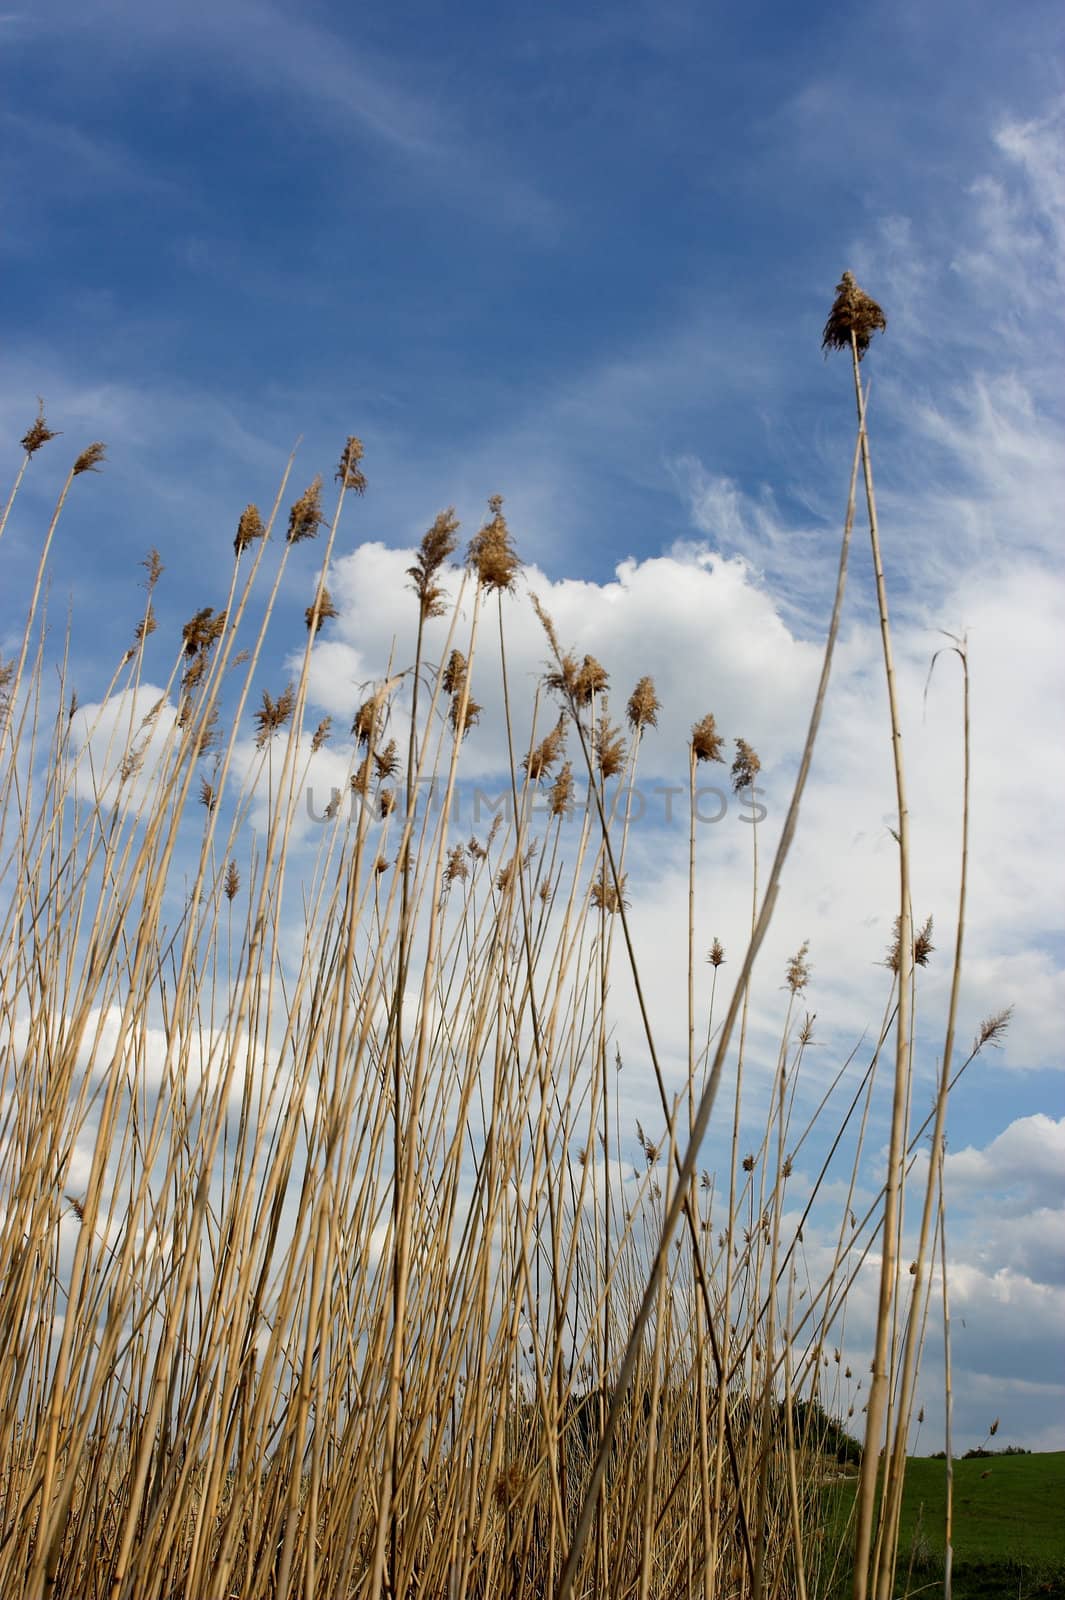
[530,592,562,655]
[786,940,811,993]
[351,697,378,748]
[223,861,240,901]
[450,693,481,738]
[310,717,332,752]
[193,706,222,758]
[496,852,521,892]
[254,684,295,748]
[182,606,226,658]
[545,651,580,702]
[442,650,468,697]
[974,1007,1013,1051]
[140,548,164,590]
[444,845,468,887]
[335,436,367,494]
[731,738,761,792]
[822,271,887,360]
[468,494,520,592]
[548,760,574,817]
[692,713,724,764]
[287,477,325,543]
[374,739,400,780]
[493,1464,526,1510]
[305,587,339,633]
[73,441,106,475]
[884,914,935,974]
[408,509,459,619]
[707,937,726,968]
[591,869,628,914]
[133,606,157,647]
[234,504,265,555]
[595,714,626,780]
[20,398,59,457]
[627,675,661,732]
[524,715,567,781]
[575,655,609,706]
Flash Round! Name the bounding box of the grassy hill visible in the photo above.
[826,1452,1065,1599]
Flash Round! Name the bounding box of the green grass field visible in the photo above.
[827,1453,1065,1599]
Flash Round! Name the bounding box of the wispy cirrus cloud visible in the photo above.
[15,0,558,236]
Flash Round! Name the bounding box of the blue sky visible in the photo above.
[2,0,1063,1447]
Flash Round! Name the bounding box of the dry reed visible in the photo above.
[0,301,994,1600]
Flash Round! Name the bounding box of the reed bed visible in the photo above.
[0,281,1001,1599]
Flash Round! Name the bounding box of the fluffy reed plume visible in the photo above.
[443,844,468,886]
[310,717,332,752]
[440,647,480,735]
[73,441,106,474]
[822,271,887,360]
[524,714,566,780]
[546,651,610,710]
[575,654,608,704]
[627,674,661,731]
[594,713,626,780]
[691,710,725,763]
[20,398,59,456]
[141,546,164,588]
[467,493,520,591]
[254,683,295,746]
[496,848,534,892]
[374,739,400,780]
[548,757,574,815]
[335,435,368,493]
[450,691,481,737]
[182,606,227,657]
[591,868,628,913]
[223,861,240,901]
[785,939,811,993]
[732,737,761,791]
[305,586,339,632]
[234,503,265,554]
[287,476,325,542]
[530,590,562,654]
[974,1007,1012,1050]
[132,606,157,646]
[707,936,726,967]
[351,696,378,747]
[442,649,468,696]
[884,913,935,973]
[408,508,459,619]
[545,650,580,700]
